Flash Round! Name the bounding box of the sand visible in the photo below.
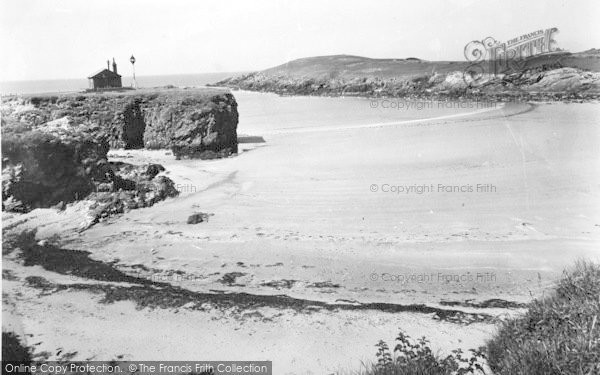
[3,93,600,374]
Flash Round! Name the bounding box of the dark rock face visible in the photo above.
[2,121,110,210]
[121,99,146,149]
[1,120,179,214]
[1,89,239,156]
[143,93,239,158]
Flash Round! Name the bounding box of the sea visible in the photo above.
[0,72,242,95]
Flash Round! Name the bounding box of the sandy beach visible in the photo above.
[3,92,600,374]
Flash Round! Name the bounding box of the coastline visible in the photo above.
[3,93,599,372]
[211,56,600,103]
[3,0,600,372]
[214,84,600,103]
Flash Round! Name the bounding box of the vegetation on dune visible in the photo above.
[486,261,600,375]
[358,261,599,375]
[357,331,487,375]
[2,331,32,363]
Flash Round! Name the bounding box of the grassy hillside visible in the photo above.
[261,52,599,80]
[215,50,600,100]
[261,55,469,80]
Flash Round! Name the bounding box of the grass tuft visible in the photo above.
[487,260,600,375]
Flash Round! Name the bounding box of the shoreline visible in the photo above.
[211,60,600,104]
[5,84,598,105]
[2,91,599,373]
[214,85,600,103]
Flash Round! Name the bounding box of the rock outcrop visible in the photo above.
[0,90,231,213]
[1,88,239,157]
[2,120,110,210]
[1,88,238,215]
[82,163,179,228]
[142,93,238,159]
[1,118,180,214]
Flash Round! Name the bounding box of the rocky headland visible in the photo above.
[214,51,600,101]
[1,88,239,225]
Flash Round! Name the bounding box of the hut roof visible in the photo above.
[88,68,121,79]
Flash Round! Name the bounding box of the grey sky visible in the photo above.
[1,0,598,81]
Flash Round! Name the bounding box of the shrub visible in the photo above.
[487,261,600,375]
[2,332,31,362]
[360,330,486,375]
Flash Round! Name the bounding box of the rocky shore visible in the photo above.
[1,88,239,223]
[214,53,600,102]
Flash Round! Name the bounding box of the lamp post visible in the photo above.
[130,55,137,89]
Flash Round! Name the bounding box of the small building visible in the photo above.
[88,58,122,90]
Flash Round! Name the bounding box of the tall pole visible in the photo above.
[130,55,137,89]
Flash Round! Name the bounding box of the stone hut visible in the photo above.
[88,58,122,90]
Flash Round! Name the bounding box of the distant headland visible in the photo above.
[213,49,600,101]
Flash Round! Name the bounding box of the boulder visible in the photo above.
[145,164,165,179]
[526,68,600,92]
[187,212,213,224]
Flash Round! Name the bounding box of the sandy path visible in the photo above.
[3,99,600,374]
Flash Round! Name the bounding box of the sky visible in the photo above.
[1,0,599,81]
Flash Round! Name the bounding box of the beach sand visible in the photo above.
[3,97,600,374]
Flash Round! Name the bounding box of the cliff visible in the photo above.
[1,88,239,157]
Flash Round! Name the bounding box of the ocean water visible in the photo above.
[0,72,244,95]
